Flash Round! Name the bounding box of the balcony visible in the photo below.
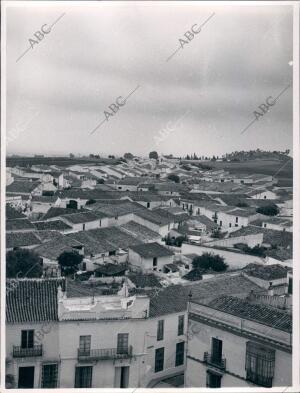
[78,346,133,361]
[203,352,226,371]
[13,345,43,358]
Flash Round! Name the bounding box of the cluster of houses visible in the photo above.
[5,155,293,388]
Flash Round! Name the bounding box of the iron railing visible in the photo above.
[78,346,133,361]
[13,345,43,358]
[204,351,226,370]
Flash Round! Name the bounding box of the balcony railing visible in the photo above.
[203,351,226,370]
[78,346,133,361]
[13,345,43,358]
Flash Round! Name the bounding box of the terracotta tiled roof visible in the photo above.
[6,180,41,194]
[128,273,162,288]
[230,226,293,249]
[42,207,80,220]
[129,242,174,258]
[61,211,101,224]
[149,274,266,317]
[206,295,292,333]
[6,278,65,323]
[6,231,42,249]
[33,220,73,231]
[243,264,289,280]
[6,205,26,219]
[6,219,35,231]
[120,221,160,242]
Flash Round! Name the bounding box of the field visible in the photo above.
[182,158,293,187]
[210,159,293,186]
[6,156,121,168]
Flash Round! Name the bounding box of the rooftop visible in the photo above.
[6,205,26,219]
[134,208,175,225]
[33,220,73,231]
[120,221,160,242]
[61,211,103,224]
[243,263,289,280]
[6,231,42,249]
[31,195,60,203]
[95,263,128,276]
[42,207,82,220]
[6,180,41,194]
[68,226,143,254]
[129,242,174,258]
[128,273,162,288]
[149,274,266,317]
[204,295,292,333]
[230,226,293,249]
[6,218,35,231]
[6,278,65,323]
[33,237,83,259]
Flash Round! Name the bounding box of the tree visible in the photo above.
[6,248,43,278]
[58,251,83,276]
[124,153,134,160]
[192,252,228,272]
[256,204,279,216]
[149,151,158,160]
[167,174,180,183]
[69,153,75,158]
[96,178,104,184]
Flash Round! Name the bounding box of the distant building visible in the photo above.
[128,242,174,273]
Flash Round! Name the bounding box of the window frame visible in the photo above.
[175,341,185,366]
[157,320,164,341]
[178,315,184,336]
[21,330,34,349]
[74,366,93,388]
[155,347,164,373]
[41,363,58,388]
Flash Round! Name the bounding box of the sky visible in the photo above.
[5,2,293,157]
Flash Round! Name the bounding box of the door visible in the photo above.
[211,338,222,363]
[18,366,34,389]
[120,366,129,388]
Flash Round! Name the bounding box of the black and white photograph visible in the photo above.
[1,1,299,391]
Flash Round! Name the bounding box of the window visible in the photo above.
[288,277,293,294]
[206,371,222,387]
[235,217,239,223]
[211,338,223,364]
[21,330,34,349]
[83,223,86,231]
[153,257,158,270]
[175,342,185,366]
[75,366,93,388]
[147,202,150,208]
[245,341,275,387]
[178,315,184,336]
[117,333,129,354]
[79,335,91,354]
[229,223,232,228]
[41,364,58,388]
[155,348,164,372]
[157,320,164,341]
[219,220,222,227]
